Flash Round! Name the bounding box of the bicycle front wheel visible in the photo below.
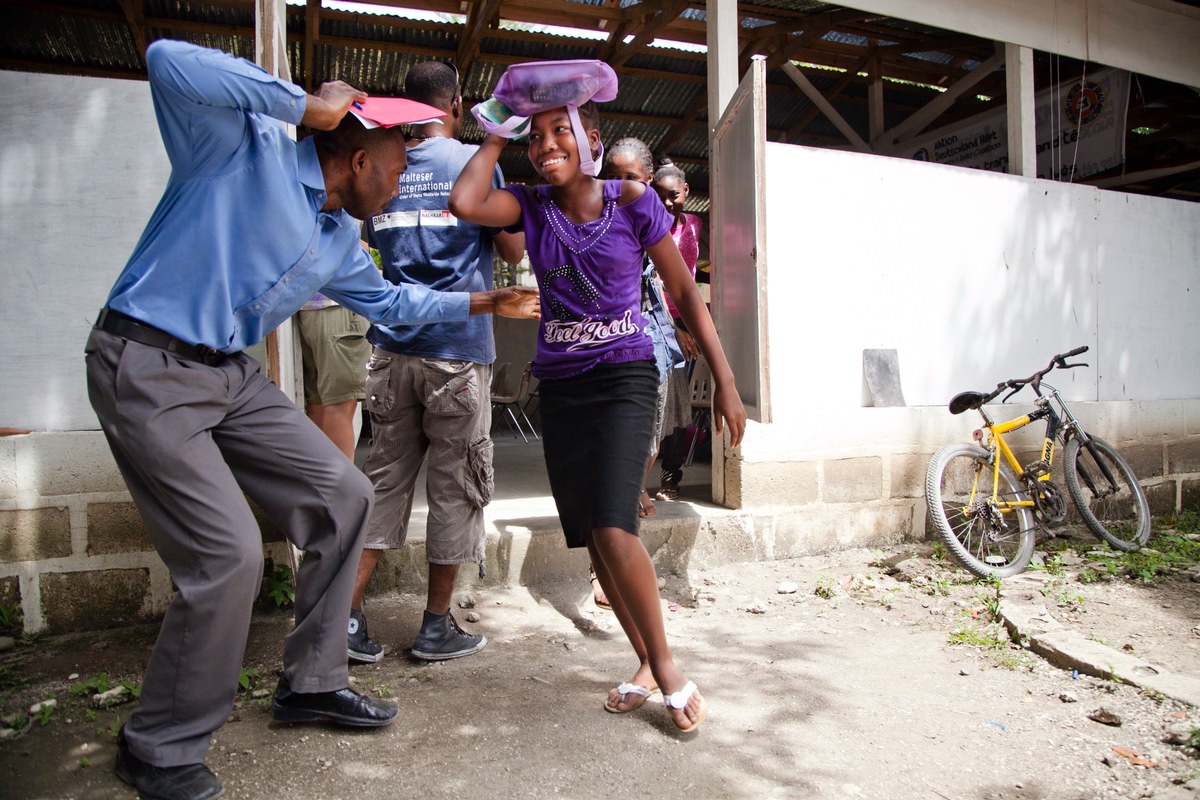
[925,443,1036,579]
[1063,436,1150,551]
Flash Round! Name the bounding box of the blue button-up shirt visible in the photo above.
[104,40,468,352]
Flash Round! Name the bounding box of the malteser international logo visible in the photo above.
[1065,79,1106,127]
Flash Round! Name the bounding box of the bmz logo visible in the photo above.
[1065,79,1106,126]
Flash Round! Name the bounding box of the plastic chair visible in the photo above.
[683,357,713,467]
[492,362,538,442]
[490,362,511,396]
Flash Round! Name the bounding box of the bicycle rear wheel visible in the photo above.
[1063,436,1150,551]
[925,443,1037,579]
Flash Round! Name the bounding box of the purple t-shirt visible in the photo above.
[505,180,673,380]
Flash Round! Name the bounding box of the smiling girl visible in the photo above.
[449,65,745,733]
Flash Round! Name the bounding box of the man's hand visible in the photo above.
[302,81,368,131]
[470,286,540,319]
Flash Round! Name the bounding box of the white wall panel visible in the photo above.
[0,71,167,432]
[764,141,1200,417]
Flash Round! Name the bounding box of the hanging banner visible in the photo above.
[900,67,1131,181]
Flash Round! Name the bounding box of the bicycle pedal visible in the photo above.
[1023,460,1051,478]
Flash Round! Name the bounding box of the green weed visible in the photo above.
[70,674,112,697]
[813,575,836,599]
[0,601,21,634]
[930,539,948,562]
[33,705,55,729]
[238,667,259,692]
[948,623,1008,650]
[264,564,295,608]
[0,662,27,692]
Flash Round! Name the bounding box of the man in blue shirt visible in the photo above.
[85,40,537,800]
[347,60,525,664]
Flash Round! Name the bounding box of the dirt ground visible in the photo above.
[1,536,1198,800]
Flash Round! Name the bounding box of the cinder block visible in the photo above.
[1182,479,1200,512]
[890,454,929,499]
[40,569,152,633]
[23,432,127,497]
[823,457,883,503]
[370,546,429,596]
[1116,442,1164,480]
[0,436,17,501]
[1134,400,1184,440]
[1167,439,1200,475]
[1144,480,1177,517]
[0,576,19,633]
[86,502,153,555]
[0,506,71,563]
[737,461,818,507]
[1185,401,1200,437]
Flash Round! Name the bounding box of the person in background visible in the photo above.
[298,293,372,459]
[450,60,745,733]
[586,137,694,610]
[652,159,706,502]
[348,60,525,664]
[85,40,537,800]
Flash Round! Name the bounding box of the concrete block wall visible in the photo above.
[0,431,292,635]
[2,397,1197,636]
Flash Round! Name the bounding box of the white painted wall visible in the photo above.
[765,142,1200,423]
[0,70,168,432]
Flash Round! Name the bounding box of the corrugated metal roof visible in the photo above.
[3,0,1198,204]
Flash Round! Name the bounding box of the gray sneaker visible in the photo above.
[348,609,384,663]
[411,610,487,661]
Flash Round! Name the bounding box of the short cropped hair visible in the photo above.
[404,61,459,110]
[311,114,401,159]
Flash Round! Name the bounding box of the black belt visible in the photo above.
[96,308,234,366]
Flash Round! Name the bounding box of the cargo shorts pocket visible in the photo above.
[364,353,394,415]
[464,436,494,508]
[422,359,478,416]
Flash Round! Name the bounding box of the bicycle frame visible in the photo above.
[971,382,1073,516]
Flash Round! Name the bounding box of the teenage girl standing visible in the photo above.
[651,160,706,501]
[450,67,745,733]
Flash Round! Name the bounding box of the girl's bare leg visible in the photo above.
[587,527,705,729]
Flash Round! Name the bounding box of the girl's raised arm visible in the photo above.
[449,135,523,228]
[648,234,747,449]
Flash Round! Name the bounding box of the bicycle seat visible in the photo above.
[948,391,987,415]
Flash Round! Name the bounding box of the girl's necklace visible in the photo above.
[543,193,614,255]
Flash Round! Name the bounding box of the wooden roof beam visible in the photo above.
[117,0,149,64]
[785,51,873,141]
[884,45,1005,146]
[781,61,870,153]
[456,0,503,75]
[762,9,871,72]
[604,0,691,69]
[303,0,319,91]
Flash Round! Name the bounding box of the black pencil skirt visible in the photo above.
[537,360,658,548]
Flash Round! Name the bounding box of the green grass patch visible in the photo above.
[948,623,1009,650]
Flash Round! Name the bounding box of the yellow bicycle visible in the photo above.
[925,346,1151,578]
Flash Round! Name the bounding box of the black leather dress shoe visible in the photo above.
[271,676,398,727]
[115,729,224,800]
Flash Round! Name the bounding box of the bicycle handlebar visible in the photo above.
[980,346,1090,404]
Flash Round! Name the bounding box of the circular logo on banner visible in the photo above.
[911,148,931,161]
[1065,79,1106,126]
